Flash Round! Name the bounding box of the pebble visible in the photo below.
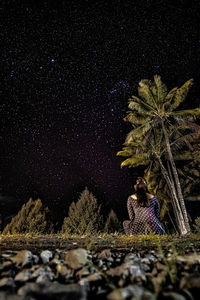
[12,250,33,267]
[65,248,88,269]
[40,250,53,264]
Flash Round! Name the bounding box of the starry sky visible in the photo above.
[1,0,200,223]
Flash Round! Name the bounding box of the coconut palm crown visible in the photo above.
[117,75,200,235]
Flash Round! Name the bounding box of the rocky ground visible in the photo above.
[0,243,200,300]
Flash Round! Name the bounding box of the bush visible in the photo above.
[193,217,200,232]
[62,187,103,235]
[104,209,122,233]
[3,198,53,234]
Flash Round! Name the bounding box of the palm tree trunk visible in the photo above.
[161,120,190,233]
[155,153,187,235]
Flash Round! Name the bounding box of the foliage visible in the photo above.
[193,217,200,232]
[3,198,53,234]
[117,75,200,234]
[62,187,103,235]
[104,209,122,233]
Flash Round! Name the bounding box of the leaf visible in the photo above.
[120,154,150,168]
[167,78,194,112]
[138,80,158,108]
[154,75,168,104]
[172,108,200,120]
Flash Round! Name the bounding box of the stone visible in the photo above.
[176,254,200,265]
[14,270,33,282]
[180,274,200,290]
[107,285,145,300]
[98,249,112,260]
[76,266,91,279]
[17,282,42,296]
[32,266,55,282]
[18,282,87,300]
[124,253,139,262]
[65,248,88,269]
[0,292,22,300]
[40,250,53,264]
[57,264,72,277]
[32,254,39,264]
[162,292,186,300]
[12,250,33,267]
[85,272,102,282]
[143,254,157,263]
[107,262,146,281]
[0,277,16,289]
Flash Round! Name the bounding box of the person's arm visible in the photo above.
[154,196,160,218]
[127,197,135,221]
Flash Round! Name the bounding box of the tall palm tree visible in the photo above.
[117,75,200,234]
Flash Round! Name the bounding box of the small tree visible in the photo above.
[3,198,53,234]
[104,209,122,233]
[62,187,103,235]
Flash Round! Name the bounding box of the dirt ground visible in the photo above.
[1,233,200,254]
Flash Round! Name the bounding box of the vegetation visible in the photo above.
[3,198,53,234]
[194,217,200,232]
[104,209,122,233]
[62,187,103,235]
[117,75,200,235]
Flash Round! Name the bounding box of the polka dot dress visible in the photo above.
[123,195,166,235]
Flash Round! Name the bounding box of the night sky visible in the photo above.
[1,0,200,224]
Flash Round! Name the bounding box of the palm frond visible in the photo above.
[138,80,158,108]
[172,108,200,120]
[167,78,194,112]
[154,74,168,104]
[120,153,150,168]
[123,111,151,125]
[130,95,157,113]
[124,122,152,143]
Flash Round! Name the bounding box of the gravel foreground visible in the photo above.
[0,243,200,300]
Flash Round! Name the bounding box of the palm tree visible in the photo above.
[117,75,200,234]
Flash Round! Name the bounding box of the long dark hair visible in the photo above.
[135,177,150,207]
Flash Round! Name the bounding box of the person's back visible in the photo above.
[123,178,165,235]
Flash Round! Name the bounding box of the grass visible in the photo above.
[0,232,200,254]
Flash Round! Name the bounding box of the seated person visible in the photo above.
[123,177,165,235]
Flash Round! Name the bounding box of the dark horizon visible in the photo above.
[1,0,200,226]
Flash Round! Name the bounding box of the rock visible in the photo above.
[57,264,72,277]
[162,292,186,300]
[14,270,33,282]
[17,282,42,296]
[85,272,102,282]
[124,253,139,262]
[98,249,112,260]
[107,285,145,300]
[107,262,146,281]
[12,250,33,267]
[76,266,91,279]
[0,277,16,289]
[32,266,55,282]
[143,254,157,263]
[18,282,87,300]
[65,248,88,269]
[32,254,39,264]
[0,261,13,271]
[0,292,22,300]
[40,250,53,264]
[176,254,200,265]
[180,274,200,290]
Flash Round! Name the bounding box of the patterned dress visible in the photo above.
[123,195,165,235]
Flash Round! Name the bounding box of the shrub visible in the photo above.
[3,198,53,234]
[62,187,103,235]
[104,209,122,233]
[193,216,200,232]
